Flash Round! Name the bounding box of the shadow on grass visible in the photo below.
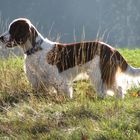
[30,124,50,135]
[0,91,30,112]
[0,90,68,112]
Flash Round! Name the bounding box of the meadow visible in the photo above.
[0,49,140,140]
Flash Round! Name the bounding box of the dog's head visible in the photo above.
[0,18,37,48]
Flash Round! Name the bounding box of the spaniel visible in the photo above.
[0,18,140,98]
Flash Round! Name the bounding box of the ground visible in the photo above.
[0,49,140,140]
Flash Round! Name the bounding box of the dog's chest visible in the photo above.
[24,51,48,76]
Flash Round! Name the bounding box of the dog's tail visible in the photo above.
[124,65,140,87]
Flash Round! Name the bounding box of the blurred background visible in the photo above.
[0,0,140,55]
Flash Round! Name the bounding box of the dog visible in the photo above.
[0,18,140,98]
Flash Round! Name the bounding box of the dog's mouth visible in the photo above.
[0,33,18,48]
[6,42,13,48]
[5,40,17,48]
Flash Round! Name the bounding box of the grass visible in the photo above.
[0,49,140,140]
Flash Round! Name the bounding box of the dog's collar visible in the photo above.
[25,39,43,56]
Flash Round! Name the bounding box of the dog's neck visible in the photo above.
[22,27,45,56]
[24,36,43,56]
[22,26,55,56]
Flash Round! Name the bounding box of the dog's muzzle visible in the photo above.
[0,35,5,42]
[0,31,10,43]
[0,32,17,48]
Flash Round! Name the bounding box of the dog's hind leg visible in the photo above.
[114,85,125,99]
[88,67,105,98]
[89,76,105,98]
[88,56,106,98]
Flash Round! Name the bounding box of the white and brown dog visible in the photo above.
[0,18,140,98]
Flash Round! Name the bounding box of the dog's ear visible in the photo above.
[9,19,31,44]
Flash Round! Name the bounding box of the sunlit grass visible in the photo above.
[0,49,140,140]
[119,48,140,67]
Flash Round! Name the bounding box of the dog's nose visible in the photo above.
[0,35,4,42]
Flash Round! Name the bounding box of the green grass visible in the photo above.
[0,49,140,140]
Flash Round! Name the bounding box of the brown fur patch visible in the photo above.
[7,19,38,48]
[47,42,99,72]
[47,41,128,88]
[9,19,31,44]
